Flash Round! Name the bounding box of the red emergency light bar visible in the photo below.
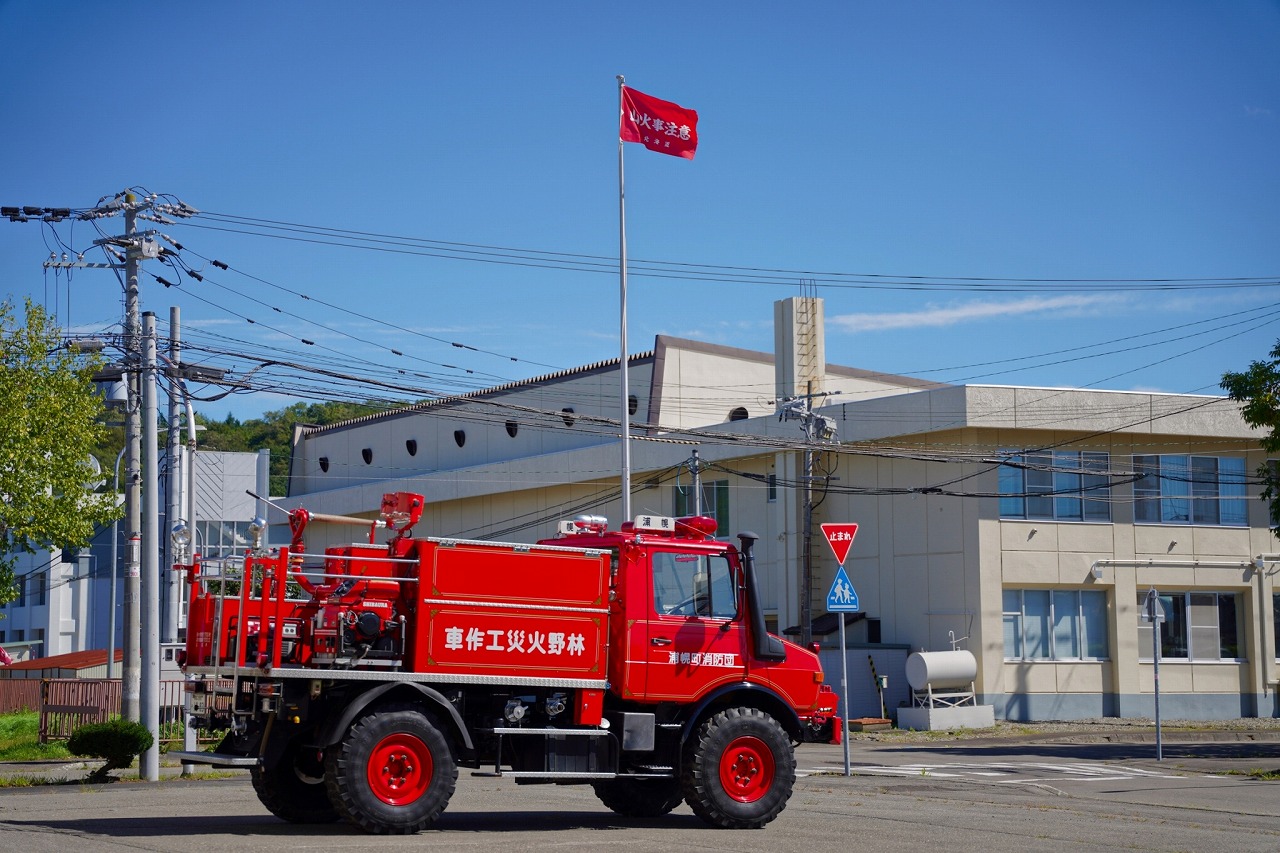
[675,515,717,539]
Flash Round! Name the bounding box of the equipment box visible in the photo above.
[415,540,610,682]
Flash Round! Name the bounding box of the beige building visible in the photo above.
[284,298,1278,721]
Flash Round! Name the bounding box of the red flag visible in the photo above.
[620,86,698,159]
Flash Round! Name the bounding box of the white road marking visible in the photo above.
[821,761,1187,783]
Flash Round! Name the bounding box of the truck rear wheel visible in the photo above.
[325,704,457,834]
[592,777,684,817]
[251,738,339,824]
[681,707,795,829]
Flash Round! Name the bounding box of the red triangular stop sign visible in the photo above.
[820,523,859,564]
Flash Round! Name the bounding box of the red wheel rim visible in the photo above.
[718,735,774,803]
[367,732,433,805]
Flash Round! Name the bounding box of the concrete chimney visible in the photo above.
[774,296,825,402]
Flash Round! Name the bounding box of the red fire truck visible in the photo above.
[172,492,837,833]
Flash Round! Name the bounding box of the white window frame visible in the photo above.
[1137,591,1243,662]
[1133,454,1248,527]
[1003,588,1109,661]
[998,450,1111,523]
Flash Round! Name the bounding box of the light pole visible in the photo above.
[108,445,125,679]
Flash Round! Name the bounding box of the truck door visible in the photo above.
[640,548,748,702]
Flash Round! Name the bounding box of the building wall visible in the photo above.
[274,351,1275,721]
[978,421,1272,721]
[290,359,654,497]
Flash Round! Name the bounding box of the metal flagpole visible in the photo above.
[616,74,632,522]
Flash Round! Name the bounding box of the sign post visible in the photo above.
[1142,587,1165,761]
[821,523,859,777]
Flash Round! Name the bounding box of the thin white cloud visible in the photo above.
[830,294,1122,333]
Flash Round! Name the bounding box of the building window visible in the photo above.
[674,480,729,538]
[197,520,257,561]
[1274,593,1279,660]
[1003,589,1108,660]
[1133,455,1247,526]
[15,576,25,608]
[35,572,46,607]
[1137,591,1241,660]
[766,473,777,503]
[999,451,1110,522]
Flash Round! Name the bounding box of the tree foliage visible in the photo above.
[0,299,120,602]
[196,400,380,495]
[1221,340,1280,536]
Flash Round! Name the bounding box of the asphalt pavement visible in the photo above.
[2,731,1279,853]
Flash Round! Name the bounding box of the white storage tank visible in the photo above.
[905,650,977,692]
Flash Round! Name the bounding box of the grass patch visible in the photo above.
[0,712,72,762]
[0,774,81,787]
[1222,768,1280,780]
[0,768,243,788]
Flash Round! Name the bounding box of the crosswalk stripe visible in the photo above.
[829,762,1183,782]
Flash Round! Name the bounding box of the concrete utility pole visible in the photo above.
[164,306,183,642]
[778,388,840,648]
[121,199,143,723]
[18,190,200,734]
[688,449,702,516]
[140,313,161,781]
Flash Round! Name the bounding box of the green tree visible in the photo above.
[1221,340,1280,536]
[197,400,381,495]
[0,299,120,602]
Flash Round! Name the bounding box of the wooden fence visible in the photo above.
[0,680,42,714]
[34,679,188,743]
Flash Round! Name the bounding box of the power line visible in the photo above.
[185,211,1280,293]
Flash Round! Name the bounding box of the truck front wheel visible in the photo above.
[681,707,795,829]
[325,704,457,834]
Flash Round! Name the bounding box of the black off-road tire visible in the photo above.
[250,738,340,824]
[592,776,685,817]
[324,703,458,834]
[681,707,795,829]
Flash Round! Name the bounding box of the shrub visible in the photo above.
[68,720,153,781]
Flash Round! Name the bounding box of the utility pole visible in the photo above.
[688,448,702,516]
[802,391,815,648]
[164,306,183,642]
[121,199,143,723]
[140,312,161,781]
[12,191,199,732]
[778,389,840,648]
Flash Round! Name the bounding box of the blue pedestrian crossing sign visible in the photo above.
[826,565,859,612]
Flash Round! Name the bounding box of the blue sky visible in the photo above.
[2,1,1278,421]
